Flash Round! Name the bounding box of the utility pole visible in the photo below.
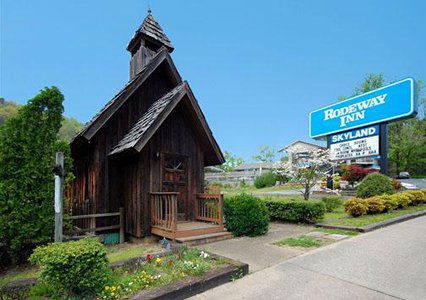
[53,152,64,242]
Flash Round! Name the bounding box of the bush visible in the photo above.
[380,195,398,212]
[321,197,343,212]
[224,194,269,237]
[406,190,426,205]
[365,197,385,214]
[341,165,376,185]
[356,173,393,198]
[264,199,325,223]
[390,178,402,190]
[389,193,411,209]
[344,199,368,217]
[29,238,109,296]
[254,172,277,189]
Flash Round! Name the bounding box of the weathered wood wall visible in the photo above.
[69,70,206,237]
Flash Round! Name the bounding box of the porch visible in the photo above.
[150,192,229,241]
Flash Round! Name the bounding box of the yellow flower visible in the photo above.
[156,257,162,264]
[111,286,116,291]
[104,286,110,290]
[111,292,115,297]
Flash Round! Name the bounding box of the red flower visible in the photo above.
[146,254,153,262]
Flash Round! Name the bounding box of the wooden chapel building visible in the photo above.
[70,11,226,240]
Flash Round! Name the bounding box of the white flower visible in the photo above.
[200,251,210,258]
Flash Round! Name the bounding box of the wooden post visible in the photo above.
[119,207,125,243]
[54,152,64,242]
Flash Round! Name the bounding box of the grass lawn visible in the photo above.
[221,183,303,196]
[274,235,323,248]
[0,242,161,287]
[313,228,359,236]
[321,205,426,227]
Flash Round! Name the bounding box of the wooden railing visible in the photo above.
[195,193,224,228]
[68,207,125,243]
[150,192,178,232]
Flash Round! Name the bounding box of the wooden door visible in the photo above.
[161,153,189,219]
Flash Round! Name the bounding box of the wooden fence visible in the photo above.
[67,207,125,243]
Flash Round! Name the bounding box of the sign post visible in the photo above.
[54,152,64,242]
[379,124,389,175]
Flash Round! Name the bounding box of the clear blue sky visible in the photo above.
[1,0,425,161]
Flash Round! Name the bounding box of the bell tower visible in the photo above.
[127,10,174,80]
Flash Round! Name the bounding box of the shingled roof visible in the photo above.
[109,82,186,155]
[71,48,181,144]
[127,12,173,51]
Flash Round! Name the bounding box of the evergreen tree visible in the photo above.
[0,87,64,262]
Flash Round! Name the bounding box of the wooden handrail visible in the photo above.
[195,193,224,229]
[150,192,178,235]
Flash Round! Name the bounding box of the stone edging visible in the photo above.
[316,209,426,232]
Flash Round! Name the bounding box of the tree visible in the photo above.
[218,151,244,172]
[388,80,426,175]
[0,99,83,142]
[0,99,20,125]
[338,73,384,101]
[59,117,84,142]
[0,87,67,263]
[252,146,276,163]
[277,148,334,200]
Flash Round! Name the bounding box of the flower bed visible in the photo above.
[4,246,244,299]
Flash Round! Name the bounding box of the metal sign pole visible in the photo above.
[54,152,64,242]
[379,124,389,175]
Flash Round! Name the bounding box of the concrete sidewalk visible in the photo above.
[199,222,313,272]
[192,216,426,300]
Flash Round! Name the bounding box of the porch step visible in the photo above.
[176,231,233,246]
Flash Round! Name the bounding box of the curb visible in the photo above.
[131,258,249,300]
[316,209,426,232]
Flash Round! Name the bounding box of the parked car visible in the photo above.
[397,172,410,179]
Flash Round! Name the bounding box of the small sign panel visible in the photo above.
[310,78,416,138]
[330,125,379,161]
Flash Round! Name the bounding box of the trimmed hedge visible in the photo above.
[344,189,426,217]
[29,238,109,295]
[224,194,269,237]
[356,173,393,198]
[254,172,277,189]
[264,199,325,223]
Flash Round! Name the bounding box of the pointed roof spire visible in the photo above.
[127,11,174,52]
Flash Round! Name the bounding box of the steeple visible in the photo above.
[127,10,174,79]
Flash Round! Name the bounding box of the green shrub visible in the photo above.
[344,199,368,217]
[389,193,411,208]
[264,199,325,223]
[321,197,343,212]
[356,173,393,198]
[365,197,385,214]
[380,195,398,212]
[224,194,269,237]
[406,190,426,205]
[254,172,277,189]
[29,238,109,296]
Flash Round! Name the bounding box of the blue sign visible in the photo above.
[330,125,379,144]
[310,78,416,138]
